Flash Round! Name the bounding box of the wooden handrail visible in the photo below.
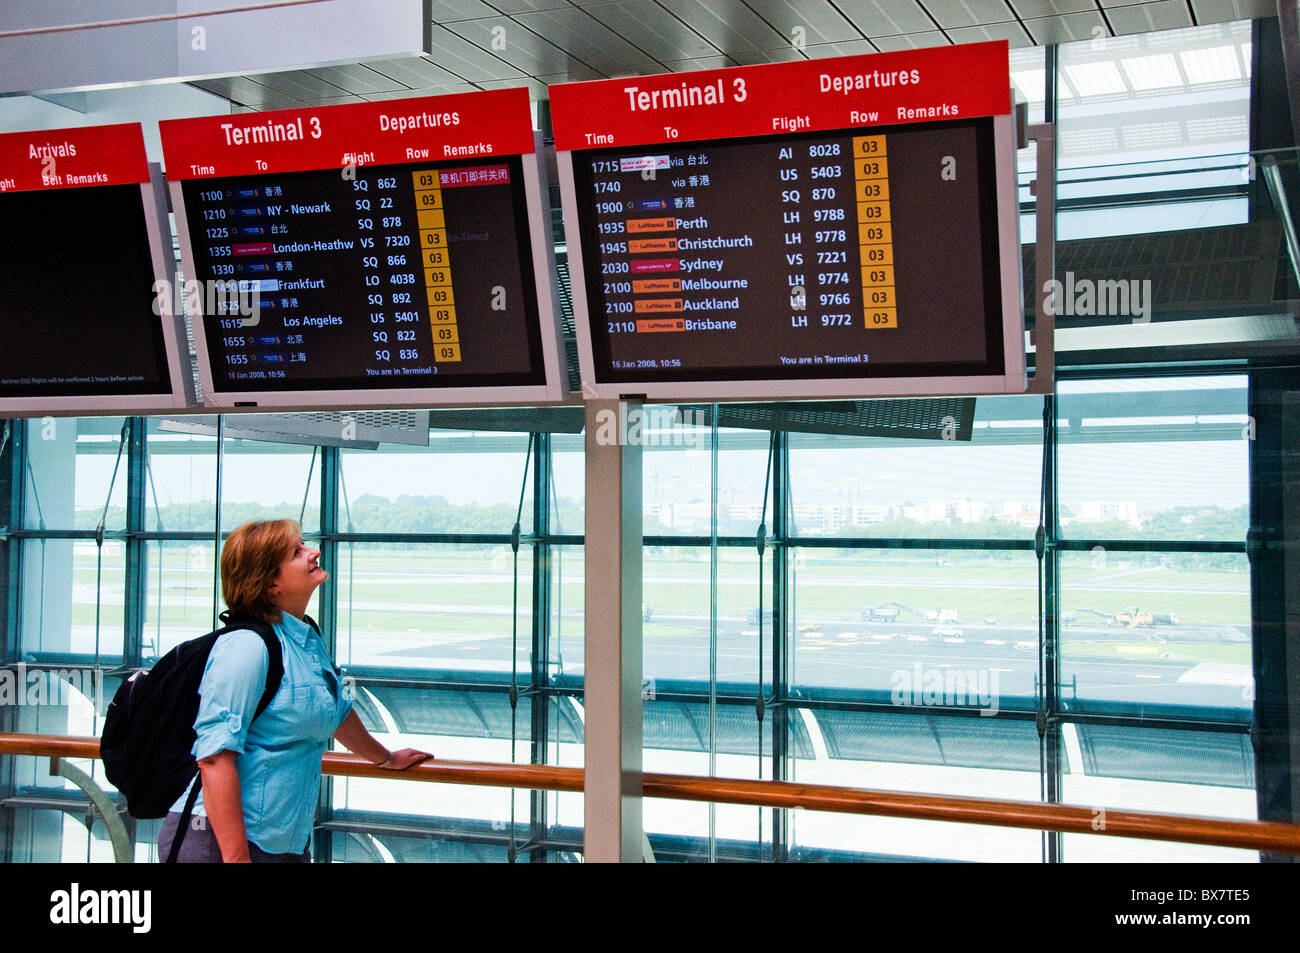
[3,732,1297,855]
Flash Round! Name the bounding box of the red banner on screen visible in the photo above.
[0,123,149,193]
[438,164,511,188]
[550,40,1010,151]
[160,87,534,180]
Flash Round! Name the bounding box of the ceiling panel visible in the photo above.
[537,68,609,96]
[1024,10,1109,43]
[190,76,301,111]
[476,76,552,98]
[511,6,665,74]
[870,30,949,50]
[731,45,808,64]
[583,1,721,61]
[361,85,478,100]
[180,0,1264,113]
[244,69,346,101]
[303,64,408,95]
[428,0,502,21]
[1105,1,1195,36]
[479,0,574,12]
[426,24,530,81]
[654,0,790,56]
[531,62,606,86]
[310,94,369,107]
[1189,0,1276,23]
[948,20,1035,45]
[743,0,864,44]
[920,0,1018,29]
[443,18,590,75]
[803,39,882,58]
[1008,0,1095,15]
[834,0,944,36]
[365,55,465,89]
[660,54,741,72]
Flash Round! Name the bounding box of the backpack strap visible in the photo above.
[215,612,285,720]
[165,615,286,864]
[168,779,202,864]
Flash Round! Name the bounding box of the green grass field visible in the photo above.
[57,546,1250,638]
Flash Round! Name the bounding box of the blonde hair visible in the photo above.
[220,519,300,622]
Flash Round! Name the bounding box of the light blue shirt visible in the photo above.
[171,612,352,854]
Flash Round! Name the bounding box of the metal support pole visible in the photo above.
[583,399,642,862]
[315,443,340,864]
[1043,396,1063,863]
[123,418,147,672]
[0,421,21,862]
[530,432,551,862]
[770,432,789,862]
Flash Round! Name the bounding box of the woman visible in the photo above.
[157,518,429,863]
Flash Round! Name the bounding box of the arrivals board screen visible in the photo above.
[0,123,190,414]
[550,41,1025,401]
[160,88,564,408]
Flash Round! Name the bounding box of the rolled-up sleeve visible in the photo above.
[192,630,270,762]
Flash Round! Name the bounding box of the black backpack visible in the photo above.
[100,612,302,861]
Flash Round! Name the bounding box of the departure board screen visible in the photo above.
[162,88,564,407]
[551,41,1025,400]
[569,118,1001,382]
[0,124,183,410]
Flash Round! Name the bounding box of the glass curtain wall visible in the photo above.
[0,18,1279,863]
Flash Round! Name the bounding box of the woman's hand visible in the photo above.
[379,748,433,770]
[334,711,432,770]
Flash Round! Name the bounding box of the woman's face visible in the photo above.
[269,537,328,611]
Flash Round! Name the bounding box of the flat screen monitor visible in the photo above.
[550,40,1025,401]
[0,123,193,415]
[160,88,565,409]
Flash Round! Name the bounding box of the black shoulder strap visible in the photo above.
[214,612,285,720]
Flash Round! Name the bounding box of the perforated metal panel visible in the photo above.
[554,257,583,394]
[157,410,431,448]
[680,398,977,441]
[426,406,585,433]
[246,410,431,446]
[1021,222,1282,319]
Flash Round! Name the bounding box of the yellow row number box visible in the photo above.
[423,248,448,268]
[430,306,457,325]
[856,179,890,202]
[424,267,453,287]
[412,171,439,190]
[427,286,455,307]
[417,209,446,231]
[415,189,443,210]
[417,210,446,232]
[862,265,895,288]
[854,135,887,157]
[860,243,893,266]
[431,324,460,344]
[857,199,891,223]
[864,286,895,308]
[435,343,462,363]
[859,222,893,245]
[866,307,898,328]
[856,157,889,179]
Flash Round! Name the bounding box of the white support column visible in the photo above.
[583,399,643,862]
